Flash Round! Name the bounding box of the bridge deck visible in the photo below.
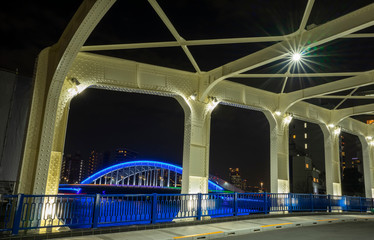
[1,213,373,240]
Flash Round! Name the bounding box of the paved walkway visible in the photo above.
[52,214,374,240]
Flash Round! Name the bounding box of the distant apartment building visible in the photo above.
[112,147,137,164]
[290,156,322,194]
[229,168,242,189]
[61,152,84,184]
[86,150,104,178]
[289,120,325,194]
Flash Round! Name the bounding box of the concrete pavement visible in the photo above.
[51,214,374,240]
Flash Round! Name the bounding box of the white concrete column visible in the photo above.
[320,125,342,196]
[358,136,374,198]
[264,112,291,193]
[176,96,216,194]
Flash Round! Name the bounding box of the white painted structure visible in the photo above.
[17,0,374,198]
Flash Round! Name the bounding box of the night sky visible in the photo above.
[65,88,271,189]
[1,0,372,191]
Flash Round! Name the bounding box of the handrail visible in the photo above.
[1,192,373,235]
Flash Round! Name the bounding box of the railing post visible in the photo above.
[328,194,332,213]
[233,193,238,216]
[197,193,202,221]
[346,196,349,212]
[151,193,158,224]
[310,194,314,212]
[92,194,101,228]
[288,193,292,213]
[11,194,24,235]
[264,192,268,214]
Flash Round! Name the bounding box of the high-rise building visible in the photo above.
[86,150,104,179]
[113,147,137,164]
[289,121,310,157]
[290,156,322,194]
[229,168,242,189]
[289,120,325,194]
[61,152,84,184]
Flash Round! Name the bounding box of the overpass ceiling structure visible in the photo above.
[60,0,374,121]
[38,0,374,120]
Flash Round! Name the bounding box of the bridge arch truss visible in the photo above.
[81,161,224,191]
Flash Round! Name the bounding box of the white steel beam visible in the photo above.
[331,103,374,123]
[280,65,293,94]
[234,72,361,78]
[80,34,374,52]
[81,36,290,52]
[279,71,374,111]
[148,0,201,73]
[298,0,315,33]
[200,3,374,100]
[330,87,357,110]
[342,33,374,38]
[318,95,374,99]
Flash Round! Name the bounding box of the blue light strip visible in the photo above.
[59,187,82,194]
[81,160,224,190]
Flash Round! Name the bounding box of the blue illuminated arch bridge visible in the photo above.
[80,160,227,191]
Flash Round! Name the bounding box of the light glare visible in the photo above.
[292,53,301,62]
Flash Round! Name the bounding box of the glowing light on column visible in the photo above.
[333,127,341,135]
[284,115,293,124]
[207,96,219,110]
[189,92,197,101]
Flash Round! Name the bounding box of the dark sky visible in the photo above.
[65,89,185,166]
[1,0,372,191]
[65,88,271,189]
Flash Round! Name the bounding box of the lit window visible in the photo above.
[304,123,307,128]
[293,135,296,139]
[313,177,316,182]
[305,143,308,149]
[304,133,307,139]
[306,163,309,169]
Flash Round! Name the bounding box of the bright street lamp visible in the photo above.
[291,52,301,62]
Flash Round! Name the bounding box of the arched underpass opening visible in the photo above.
[210,104,270,192]
[61,88,185,192]
[289,119,326,194]
[340,132,365,197]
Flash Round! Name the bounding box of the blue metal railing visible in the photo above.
[1,193,373,235]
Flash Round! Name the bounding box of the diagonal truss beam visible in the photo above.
[298,0,315,33]
[318,94,374,99]
[280,71,374,112]
[342,33,374,38]
[200,3,374,101]
[333,88,358,110]
[80,32,374,52]
[234,72,361,78]
[331,103,374,123]
[148,0,201,73]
